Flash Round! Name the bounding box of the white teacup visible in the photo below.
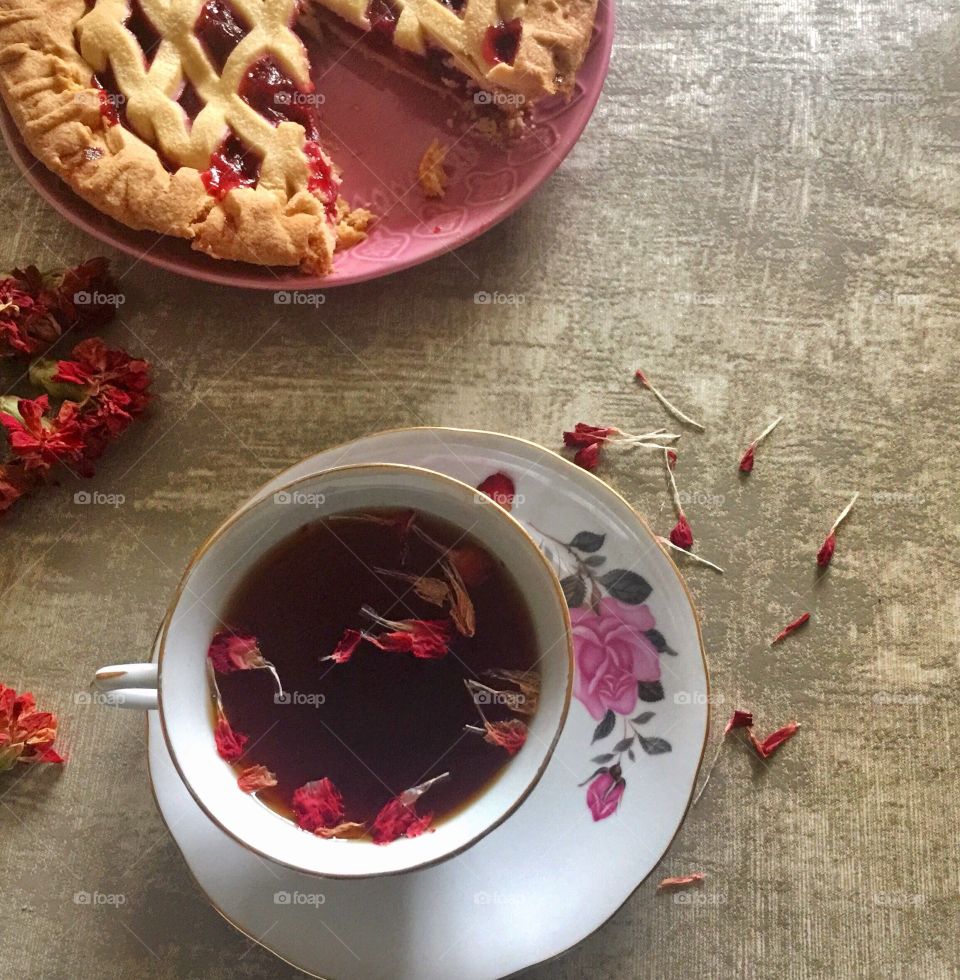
[94,463,572,878]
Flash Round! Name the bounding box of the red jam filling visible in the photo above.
[238,56,320,141]
[178,78,205,122]
[194,0,250,72]
[366,0,399,37]
[126,0,163,65]
[437,0,467,12]
[482,19,522,66]
[91,70,124,127]
[304,140,339,214]
[200,132,262,199]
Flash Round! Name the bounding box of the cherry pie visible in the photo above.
[0,0,599,274]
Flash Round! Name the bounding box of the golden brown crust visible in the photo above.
[307,0,599,103]
[0,1,340,274]
[417,138,448,199]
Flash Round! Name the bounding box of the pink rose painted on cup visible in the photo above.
[570,597,661,721]
[586,767,625,821]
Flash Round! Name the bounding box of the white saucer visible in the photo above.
[147,428,709,979]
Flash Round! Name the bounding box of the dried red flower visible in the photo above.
[472,719,528,755]
[207,629,283,695]
[738,417,782,474]
[750,722,800,758]
[208,630,265,673]
[0,683,64,770]
[0,274,57,357]
[214,714,248,762]
[292,777,344,833]
[0,258,117,358]
[322,628,364,665]
[0,395,86,477]
[361,609,452,659]
[770,612,810,645]
[563,422,680,472]
[0,463,33,515]
[371,773,448,844]
[635,368,705,431]
[817,534,836,567]
[669,515,694,550]
[476,472,515,511]
[724,709,800,759]
[371,797,433,844]
[574,441,601,471]
[817,493,859,567]
[237,764,278,793]
[724,709,754,733]
[563,423,617,448]
[46,257,119,332]
[657,872,706,890]
[663,449,694,550]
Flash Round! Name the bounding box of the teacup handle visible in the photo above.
[92,663,159,710]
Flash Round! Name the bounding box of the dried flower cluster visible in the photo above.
[0,259,151,516]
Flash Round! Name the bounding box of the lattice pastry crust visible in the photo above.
[0,0,597,272]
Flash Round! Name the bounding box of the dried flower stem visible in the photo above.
[827,492,859,536]
[739,416,782,472]
[399,772,450,806]
[664,448,685,518]
[751,416,782,447]
[656,536,725,573]
[635,369,705,431]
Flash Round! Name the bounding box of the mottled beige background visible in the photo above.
[1,0,958,977]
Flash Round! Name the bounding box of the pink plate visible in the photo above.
[0,4,613,289]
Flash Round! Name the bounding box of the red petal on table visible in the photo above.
[817,532,836,567]
[724,709,754,734]
[476,472,515,511]
[563,422,616,448]
[573,442,601,471]
[292,777,344,833]
[771,612,810,645]
[237,764,278,793]
[750,722,800,759]
[669,515,694,550]
[657,872,706,890]
[214,715,248,762]
[739,445,755,473]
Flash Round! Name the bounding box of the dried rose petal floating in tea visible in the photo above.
[0,683,64,770]
[208,508,541,843]
[237,764,277,794]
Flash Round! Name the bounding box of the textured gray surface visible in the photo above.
[1,0,959,977]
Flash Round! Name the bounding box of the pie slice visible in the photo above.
[0,0,599,275]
